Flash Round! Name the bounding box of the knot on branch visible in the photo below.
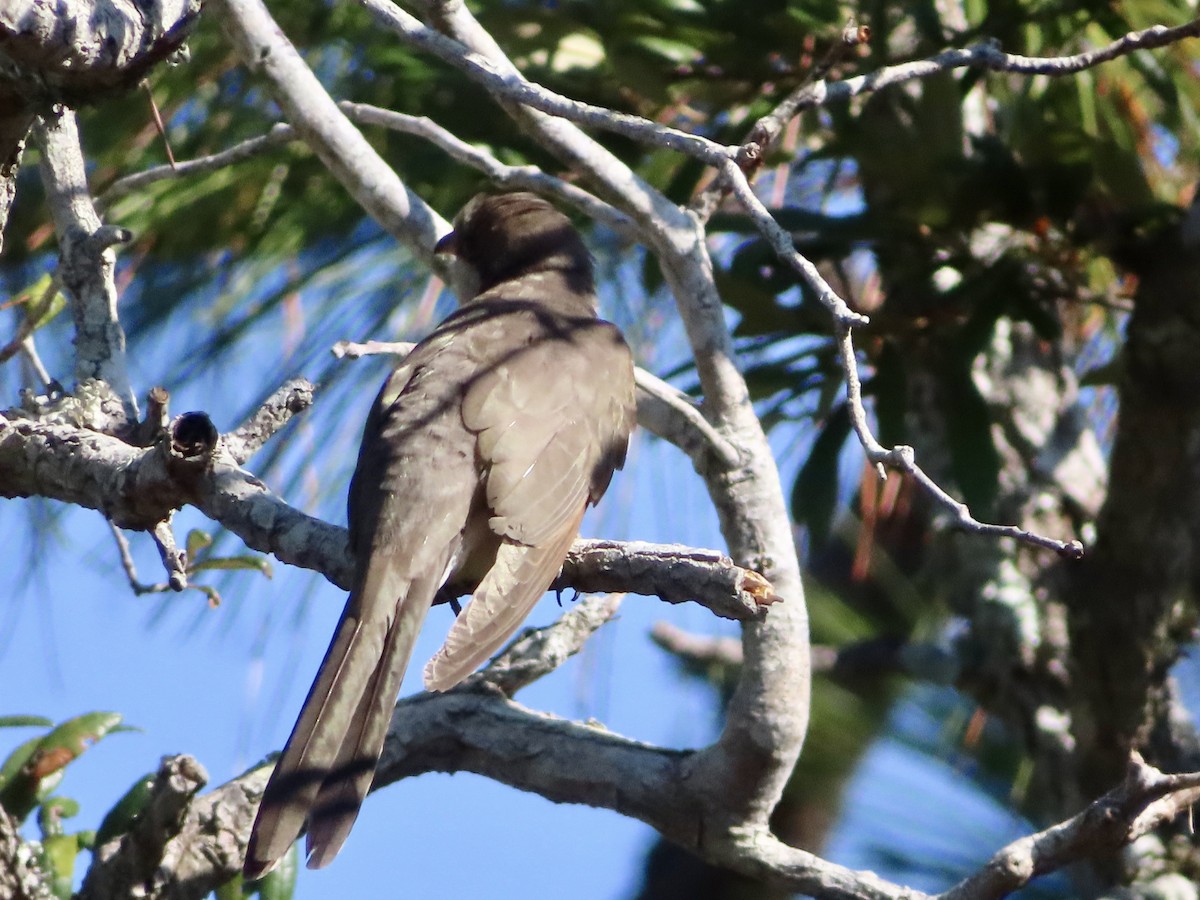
[167,412,220,473]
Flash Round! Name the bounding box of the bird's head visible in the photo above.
[435,192,595,300]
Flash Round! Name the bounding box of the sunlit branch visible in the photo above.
[211,0,447,263]
[340,101,640,241]
[34,110,137,424]
[97,123,297,211]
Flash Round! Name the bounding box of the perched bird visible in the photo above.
[244,192,637,879]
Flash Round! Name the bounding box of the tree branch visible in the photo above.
[223,378,315,465]
[941,754,1200,900]
[0,413,767,621]
[33,110,137,425]
[209,0,446,265]
[96,124,298,212]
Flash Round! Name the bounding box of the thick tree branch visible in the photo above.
[33,110,137,424]
[0,1,200,105]
[0,413,766,621]
[79,755,209,900]
[209,0,446,265]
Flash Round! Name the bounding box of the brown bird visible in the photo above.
[243,192,636,879]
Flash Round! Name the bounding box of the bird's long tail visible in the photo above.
[244,566,438,879]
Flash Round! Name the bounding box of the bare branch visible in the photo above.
[718,157,867,327]
[223,378,315,465]
[752,19,1200,127]
[634,368,740,469]
[833,329,1085,558]
[941,754,1200,900]
[360,0,737,168]
[33,110,137,423]
[153,519,188,591]
[652,621,745,668]
[468,594,623,695]
[109,519,173,596]
[209,0,446,264]
[0,415,764,620]
[556,540,777,621]
[340,101,640,241]
[97,124,298,211]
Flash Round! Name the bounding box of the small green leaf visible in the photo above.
[0,716,54,729]
[185,529,214,558]
[189,554,274,577]
[94,772,157,847]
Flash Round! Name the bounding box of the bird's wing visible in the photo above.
[423,313,634,690]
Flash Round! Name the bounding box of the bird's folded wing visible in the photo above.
[424,318,631,690]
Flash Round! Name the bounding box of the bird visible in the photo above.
[243,191,637,879]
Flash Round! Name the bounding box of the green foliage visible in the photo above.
[0,713,135,897]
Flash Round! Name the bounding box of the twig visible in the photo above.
[651,621,745,668]
[691,19,870,222]
[940,753,1200,900]
[97,123,297,210]
[748,20,1200,124]
[223,377,315,465]
[143,81,177,168]
[19,334,53,393]
[470,594,623,696]
[152,519,187,591]
[718,157,867,327]
[833,328,1085,558]
[108,520,172,595]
